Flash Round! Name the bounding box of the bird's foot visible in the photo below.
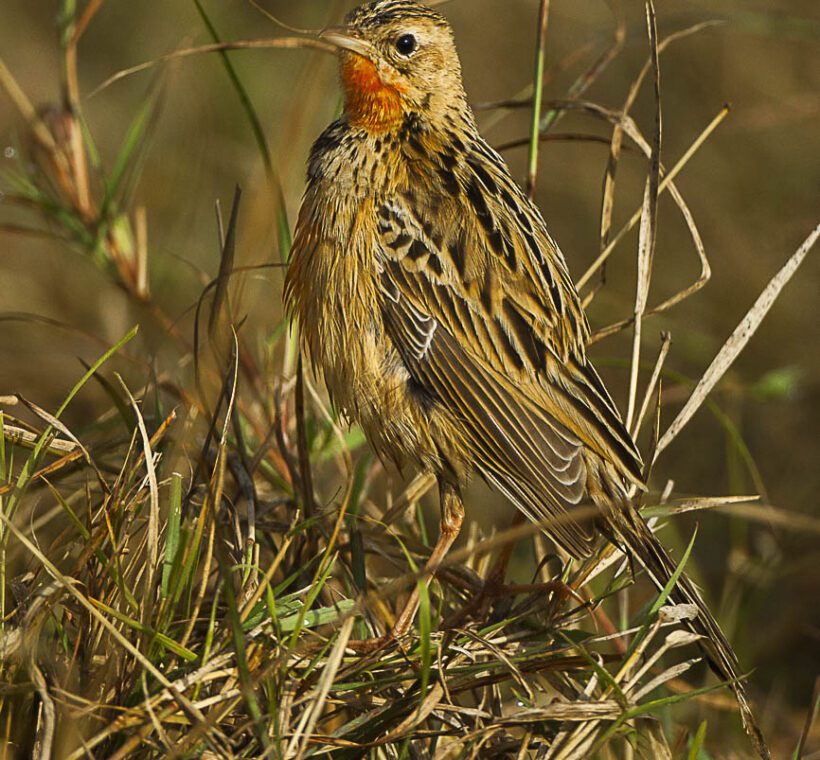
[443,577,572,629]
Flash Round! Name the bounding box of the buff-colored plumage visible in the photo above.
[284,2,768,756]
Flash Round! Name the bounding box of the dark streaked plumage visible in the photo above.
[284,2,768,756]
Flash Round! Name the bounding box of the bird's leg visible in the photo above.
[390,479,464,639]
[347,480,464,653]
[442,510,525,628]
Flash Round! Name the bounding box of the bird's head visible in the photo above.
[321,0,466,133]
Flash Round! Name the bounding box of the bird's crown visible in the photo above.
[344,0,448,30]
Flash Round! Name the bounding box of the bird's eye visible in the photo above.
[395,33,418,57]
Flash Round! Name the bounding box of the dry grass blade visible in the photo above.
[14,394,106,490]
[656,222,819,458]
[458,627,535,702]
[632,657,699,702]
[642,494,759,518]
[625,1,661,431]
[116,374,161,625]
[632,331,671,440]
[380,470,436,525]
[577,20,724,296]
[29,656,56,760]
[577,104,727,293]
[379,680,446,744]
[495,131,629,153]
[589,7,652,305]
[625,179,654,429]
[1,425,78,454]
[627,629,701,697]
[500,702,623,723]
[289,616,355,758]
[295,353,317,522]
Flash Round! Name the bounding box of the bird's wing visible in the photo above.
[375,147,642,557]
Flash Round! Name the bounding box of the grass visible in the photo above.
[0,1,818,758]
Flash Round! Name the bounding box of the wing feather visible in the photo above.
[374,135,643,557]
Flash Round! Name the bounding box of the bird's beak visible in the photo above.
[319,27,375,60]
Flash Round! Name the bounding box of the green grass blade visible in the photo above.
[100,95,156,215]
[161,472,183,599]
[90,597,198,661]
[688,720,708,760]
[623,527,698,664]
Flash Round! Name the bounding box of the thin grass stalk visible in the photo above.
[291,616,355,758]
[117,375,161,628]
[632,332,671,440]
[625,2,661,430]
[527,0,550,198]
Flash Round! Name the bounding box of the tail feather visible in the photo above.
[604,501,770,760]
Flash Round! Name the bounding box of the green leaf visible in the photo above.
[417,570,433,713]
[161,473,183,599]
[688,720,708,760]
[101,95,156,215]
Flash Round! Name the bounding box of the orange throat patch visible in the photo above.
[341,54,405,133]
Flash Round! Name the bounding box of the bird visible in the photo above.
[284,1,768,756]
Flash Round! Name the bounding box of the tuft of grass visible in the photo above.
[0,1,817,758]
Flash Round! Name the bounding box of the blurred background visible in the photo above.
[1,0,818,753]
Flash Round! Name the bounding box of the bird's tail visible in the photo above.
[604,501,770,760]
